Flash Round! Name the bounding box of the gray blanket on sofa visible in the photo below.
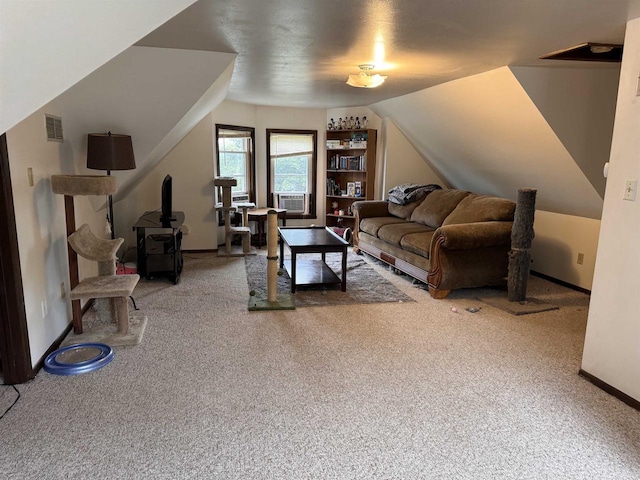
[387,183,442,205]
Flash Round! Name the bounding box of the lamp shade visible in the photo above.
[87,132,136,171]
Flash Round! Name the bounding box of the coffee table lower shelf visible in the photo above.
[283,258,343,291]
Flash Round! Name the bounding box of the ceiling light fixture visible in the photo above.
[346,64,387,88]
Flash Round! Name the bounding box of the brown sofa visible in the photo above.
[352,189,518,298]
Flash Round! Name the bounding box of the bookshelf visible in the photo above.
[325,129,377,232]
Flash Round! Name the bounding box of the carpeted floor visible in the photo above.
[1,250,640,479]
[245,251,415,307]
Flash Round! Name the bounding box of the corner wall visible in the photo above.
[582,17,640,401]
[116,100,329,251]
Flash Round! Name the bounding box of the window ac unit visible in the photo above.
[232,193,250,203]
[277,193,307,213]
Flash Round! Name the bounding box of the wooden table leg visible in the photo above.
[341,247,347,292]
[291,252,297,293]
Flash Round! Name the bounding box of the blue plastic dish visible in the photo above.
[44,343,114,376]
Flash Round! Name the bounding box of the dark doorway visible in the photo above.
[0,133,33,384]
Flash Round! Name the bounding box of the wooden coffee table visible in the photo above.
[278,226,349,293]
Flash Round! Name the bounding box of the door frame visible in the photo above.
[0,133,33,384]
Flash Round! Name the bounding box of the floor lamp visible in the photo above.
[86,132,136,239]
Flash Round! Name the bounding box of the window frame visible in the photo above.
[266,128,317,220]
[215,124,256,204]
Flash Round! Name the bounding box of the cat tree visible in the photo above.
[214,177,256,256]
[51,175,147,345]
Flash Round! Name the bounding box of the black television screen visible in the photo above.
[161,174,175,221]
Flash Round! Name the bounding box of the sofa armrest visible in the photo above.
[427,221,514,296]
[432,221,513,251]
[351,200,390,218]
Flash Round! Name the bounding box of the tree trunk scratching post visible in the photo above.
[508,189,537,302]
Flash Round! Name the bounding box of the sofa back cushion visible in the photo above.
[388,198,424,220]
[442,194,516,226]
[410,189,470,228]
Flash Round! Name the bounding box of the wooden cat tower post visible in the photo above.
[214,177,256,256]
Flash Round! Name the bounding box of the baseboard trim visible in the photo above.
[31,299,96,377]
[530,270,590,295]
[579,369,640,411]
[32,322,74,376]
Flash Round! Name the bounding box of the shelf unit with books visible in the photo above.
[325,128,376,233]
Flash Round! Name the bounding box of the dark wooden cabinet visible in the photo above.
[133,211,184,284]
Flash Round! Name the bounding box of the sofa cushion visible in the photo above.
[388,198,425,220]
[377,222,434,247]
[442,194,516,226]
[401,230,436,258]
[360,216,408,237]
[410,189,470,228]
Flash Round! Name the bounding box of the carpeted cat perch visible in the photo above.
[52,175,147,345]
[478,189,558,315]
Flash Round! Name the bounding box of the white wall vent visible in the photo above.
[277,193,307,213]
[45,114,63,142]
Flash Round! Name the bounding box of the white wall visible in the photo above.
[370,66,605,219]
[512,66,619,198]
[49,45,234,215]
[0,0,197,134]
[117,100,330,250]
[6,105,105,367]
[116,114,217,252]
[582,17,640,401]
[531,211,600,290]
[381,118,448,195]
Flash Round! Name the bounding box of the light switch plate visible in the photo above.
[623,180,637,201]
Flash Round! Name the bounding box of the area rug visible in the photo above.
[245,251,415,307]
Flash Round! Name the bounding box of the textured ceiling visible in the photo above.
[139,0,640,108]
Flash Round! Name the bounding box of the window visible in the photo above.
[267,129,317,219]
[215,124,255,202]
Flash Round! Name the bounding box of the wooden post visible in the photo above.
[64,195,83,334]
[508,189,537,302]
[267,210,278,302]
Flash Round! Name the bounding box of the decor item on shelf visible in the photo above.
[355,117,361,129]
[86,131,136,239]
[362,116,368,128]
[346,64,387,89]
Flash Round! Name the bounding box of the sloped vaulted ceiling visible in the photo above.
[48,46,236,209]
[0,0,198,134]
[370,66,618,219]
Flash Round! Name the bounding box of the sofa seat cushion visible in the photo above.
[377,222,434,247]
[442,194,516,226]
[360,216,408,237]
[401,231,436,258]
[358,232,430,275]
[410,189,470,228]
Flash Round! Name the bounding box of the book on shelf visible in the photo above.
[346,182,356,197]
[328,154,367,170]
[354,181,362,197]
